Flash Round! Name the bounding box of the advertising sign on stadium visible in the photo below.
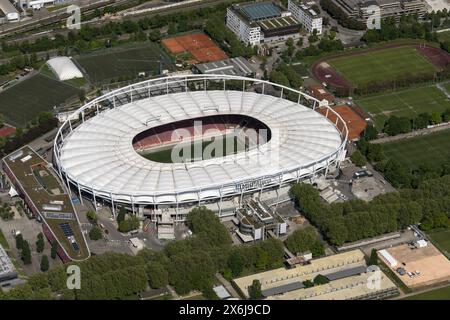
[235,176,274,192]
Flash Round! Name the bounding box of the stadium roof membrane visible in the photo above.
[55,75,347,205]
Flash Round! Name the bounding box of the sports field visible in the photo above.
[74,43,173,84]
[403,285,450,300]
[140,135,247,163]
[356,85,450,129]
[382,129,450,170]
[427,228,450,258]
[328,47,437,87]
[0,73,82,126]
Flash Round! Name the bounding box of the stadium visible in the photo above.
[53,75,348,219]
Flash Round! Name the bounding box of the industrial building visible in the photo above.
[193,57,256,77]
[0,0,20,23]
[288,0,323,35]
[2,146,90,262]
[226,1,302,45]
[233,249,398,300]
[332,0,426,22]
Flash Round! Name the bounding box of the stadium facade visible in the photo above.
[53,75,347,220]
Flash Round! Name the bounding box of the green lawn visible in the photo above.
[356,85,450,129]
[0,73,82,126]
[437,31,450,43]
[427,228,450,258]
[328,47,437,87]
[74,42,173,84]
[382,129,450,170]
[403,285,450,300]
[140,135,247,163]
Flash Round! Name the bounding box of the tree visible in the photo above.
[118,215,140,233]
[285,227,325,258]
[303,279,314,288]
[363,124,378,140]
[350,150,366,167]
[368,248,378,266]
[50,240,57,259]
[40,255,49,272]
[36,232,44,253]
[15,233,24,250]
[0,114,4,128]
[147,262,168,288]
[116,206,126,224]
[86,210,97,224]
[248,279,262,299]
[313,274,329,285]
[89,227,103,241]
[22,240,32,265]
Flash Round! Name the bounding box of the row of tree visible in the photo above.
[1,207,285,299]
[289,176,450,246]
[0,112,58,157]
[361,16,438,44]
[379,108,450,137]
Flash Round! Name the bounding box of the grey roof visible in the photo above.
[0,0,18,16]
[195,57,255,77]
[0,245,17,282]
[239,1,281,21]
[325,265,367,281]
[262,281,305,297]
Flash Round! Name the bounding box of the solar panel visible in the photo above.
[59,222,74,237]
[72,242,79,252]
[240,2,280,21]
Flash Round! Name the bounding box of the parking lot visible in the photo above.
[379,243,450,288]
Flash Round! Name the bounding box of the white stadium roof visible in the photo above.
[47,56,83,81]
[57,83,344,205]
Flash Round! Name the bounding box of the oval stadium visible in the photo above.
[53,75,348,219]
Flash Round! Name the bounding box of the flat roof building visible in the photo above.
[233,249,398,300]
[226,1,302,46]
[332,0,426,22]
[0,0,20,23]
[288,1,323,35]
[193,57,255,77]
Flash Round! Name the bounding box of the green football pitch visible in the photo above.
[427,228,450,258]
[0,73,82,126]
[74,43,173,84]
[403,285,450,300]
[139,135,248,163]
[328,47,437,87]
[356,85,450,129]
[381,129,450,170]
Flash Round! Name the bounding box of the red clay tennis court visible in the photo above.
[318,105,367,140]
[162,33,228,63]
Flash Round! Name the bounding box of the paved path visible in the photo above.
[370,123,450,144]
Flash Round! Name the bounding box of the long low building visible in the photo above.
[193,57,255,77]
[233,249,398,300]
[2,146,90,262]
[0,0,20,22]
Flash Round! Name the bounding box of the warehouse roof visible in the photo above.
[194,57,255,77]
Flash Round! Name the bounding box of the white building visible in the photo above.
[226,1,302,46]
[226,6,261,46]
[46,56,84,81]
[288,0,322,35]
